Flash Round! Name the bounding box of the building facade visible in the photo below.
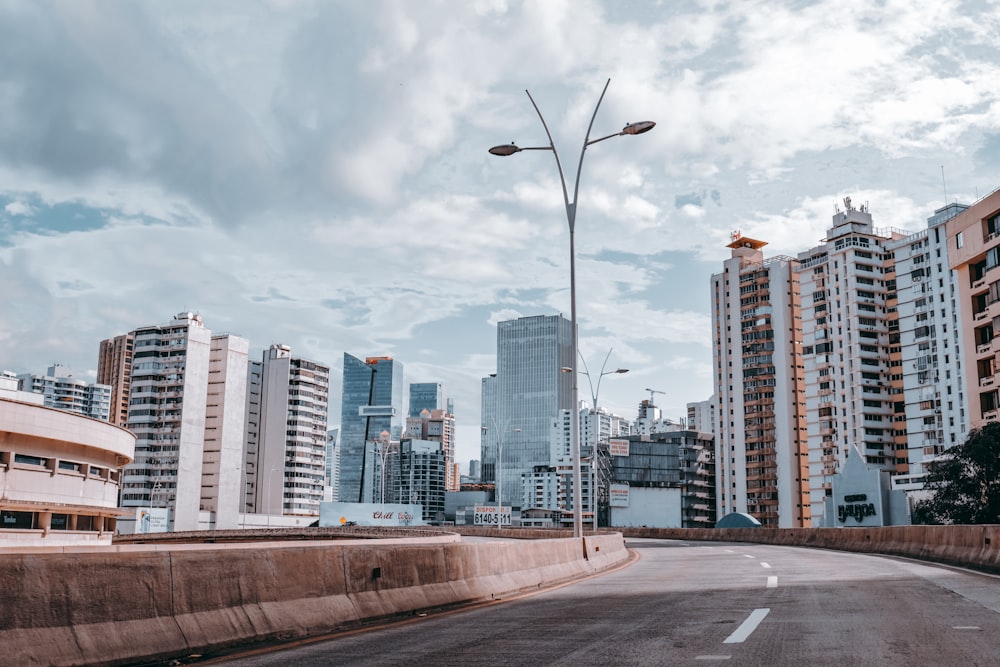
[97,332,134,426]
[17,364,111,421]
[483,315,574,507]
[244,344,329,518]
[946,189,1000,431]
[0,392,135,546]
[103,312,249,532]
[889,203,970,491]
[406,408,458,491]
[711,234,809,527]
[796,200,912,523]
[339,354,403,504]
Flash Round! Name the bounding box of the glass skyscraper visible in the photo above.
[483,315,574,506]
[408,382,445,417]
[339,354,403,503]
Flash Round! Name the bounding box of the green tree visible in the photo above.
[913,421,1000,524]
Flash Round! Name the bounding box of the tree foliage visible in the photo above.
[913,422,1000,525]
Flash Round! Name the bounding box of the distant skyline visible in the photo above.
[3,1,1000,464]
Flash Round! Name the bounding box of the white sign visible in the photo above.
[474,505,512,527]
[609,484,630,507]
[319,502,421,527]
[609,438,630,457]
[135,507,169,533]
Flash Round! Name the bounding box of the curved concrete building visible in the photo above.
[0,397,135,546]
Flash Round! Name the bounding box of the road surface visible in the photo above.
[205,537,1000,666]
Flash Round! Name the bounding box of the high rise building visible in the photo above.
[946,189,1000,431]
[201,334,250,529]
[796,199,913,523]
[339,354,403,504]
[244,344,329,518]
[711,234,809,527]
[408,382,445,417]
[101,312,248,531]
[17,364,111,421]
[686,399,715,434]
[98,333,134,426]
[483,315,574,507]
[392,439,446,522]
[889,203,969,491]
[406,408,458,491]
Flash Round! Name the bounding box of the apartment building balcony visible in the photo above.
[978,342,993,355]
[984,409,999,422]
[975,309,990,322]
[972,276,988,293]
[980,376,996,388]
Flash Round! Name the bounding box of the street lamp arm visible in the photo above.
[524,88,574,229]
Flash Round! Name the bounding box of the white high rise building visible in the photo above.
[17,364,111,421]
[109,312,249,532]
[245,344,329,518]
[796,199,911,523]
[889,203,970,490]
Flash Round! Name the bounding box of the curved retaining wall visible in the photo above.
[0,532,627,666]
[619,525,1000,573]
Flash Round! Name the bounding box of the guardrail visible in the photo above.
[0,530,627,666]
[617,525,1000,573]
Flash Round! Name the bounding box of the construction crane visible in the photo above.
[645,388,665,406]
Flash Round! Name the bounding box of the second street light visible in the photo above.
[489,79,654,538]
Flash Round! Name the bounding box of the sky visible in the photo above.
[3,0,1000,467]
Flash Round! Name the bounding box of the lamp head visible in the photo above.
[622,121,655,135]
[489,143,522,156]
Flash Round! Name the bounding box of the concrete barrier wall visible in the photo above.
[0,533,629,666]
[618,526,1000,573]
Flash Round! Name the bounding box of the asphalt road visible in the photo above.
[207,538,1000,666]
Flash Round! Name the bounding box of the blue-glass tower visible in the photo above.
[339,354,403,503]
[408,382,446,417]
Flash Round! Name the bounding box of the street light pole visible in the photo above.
[489,79,654,538]
[579,348,628,533]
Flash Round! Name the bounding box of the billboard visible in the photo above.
[319,502,422,527]
[609,484,630,507]
[135,508,169,533]
[609,438,630,457]
[473,505,512,527]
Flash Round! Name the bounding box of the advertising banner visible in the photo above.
[473,504,512,527]
[609,484,630,507]
[135,508,169,533]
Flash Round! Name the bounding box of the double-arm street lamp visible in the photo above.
[489,79,654,538]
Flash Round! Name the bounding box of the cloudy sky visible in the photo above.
[3,0,1000,465]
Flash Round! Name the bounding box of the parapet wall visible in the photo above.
[618,525,1000,573]
[0,532,627,666]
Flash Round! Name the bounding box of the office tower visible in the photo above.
[796,199,912,523]
[711,233,808,528]
[406,408,458,491]
[393,439,446,522]
[104,312,249,531]
[483,315,573,507]
[17,364,111,421]
[244,344,329,517]
[946,190,1000,431]
[339,354,403,503]
[890,203,970,491]
[468,459,481,482]
[408,382,445,417]
[97,333,134,426]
